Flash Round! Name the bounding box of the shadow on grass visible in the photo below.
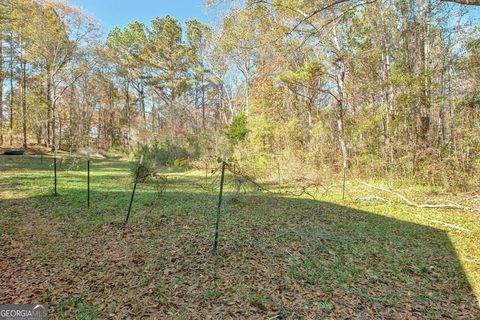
[1,158,479,318]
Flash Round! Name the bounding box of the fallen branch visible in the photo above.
[356,196,388,203]
[360,182,480,213]
[225,164,318,200]
[320,183,340,195]
[430,220,472,233]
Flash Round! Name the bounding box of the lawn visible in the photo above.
[1,155,479,319]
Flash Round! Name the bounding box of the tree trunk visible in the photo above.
[46,68,52,147]
[51,94,56,151]
[50,74,56,151]
[337,64,348,177]
[140,84,146,122]
[20,33,27,150]
[202,72,206,132]
[21,58,27,149]
[244,63,250,115]
[194,80,198,135]
[69,86,75,149]
[58,106,63,149]
[440,0,480,5]
[418,0,431,145]
[170,78,176,137]
[125,80,131,146]
[378,1,394,168]
[9,32,14,146]
[0,34,3,146]
[333,26,348,179]
[96,105,101,149]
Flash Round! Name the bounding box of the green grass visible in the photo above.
[0,155,479,318]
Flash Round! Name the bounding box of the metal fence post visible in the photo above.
[53,149,58,196]
[125,155,144,224]
[87,156,91,207]
[213,149,227,254]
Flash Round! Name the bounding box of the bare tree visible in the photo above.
[441,0,480,5]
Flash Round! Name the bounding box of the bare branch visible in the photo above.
[361,182,480,212]
[430,220,472,233]
[440,0,480,5]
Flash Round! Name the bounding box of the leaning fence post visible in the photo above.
[53,148,58,196]
[205,161,208,186]
[87,154,91,207]
[125,155,143,224]
[213,149,227,254]
[277,162,281,186]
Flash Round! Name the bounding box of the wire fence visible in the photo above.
[0,151,347,253]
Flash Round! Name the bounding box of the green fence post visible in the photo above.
[213,149,227,254]
[87,156,91,207]
[125,155,143,224]
[53,149,58,196]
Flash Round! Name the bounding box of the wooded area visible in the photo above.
[0,0,479,191]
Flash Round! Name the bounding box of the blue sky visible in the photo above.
[68,0,479,36]
[68,0,218,33]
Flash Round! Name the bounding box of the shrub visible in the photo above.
[223,113,249,144]
[129,140,194,181]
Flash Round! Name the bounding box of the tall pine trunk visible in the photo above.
[20,33,27,149]
[46,68,52,148]
[50,76,56,151]
[9,31,14,146]
[333,26,348,182]
[202,72,206,132]
[125,80,131,146]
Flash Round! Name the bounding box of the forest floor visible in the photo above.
[1,155,479,319]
